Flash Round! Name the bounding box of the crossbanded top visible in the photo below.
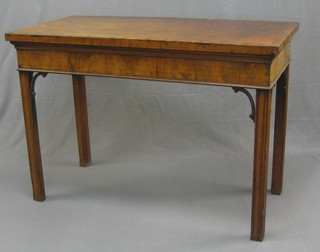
[5,16,299,55]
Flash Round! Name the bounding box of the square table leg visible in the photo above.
[19,71,46,201]
[271,66,290,195]
[250,88,273,241]
[72,75,91,167]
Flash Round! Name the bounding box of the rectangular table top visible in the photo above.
[5,16,298,56]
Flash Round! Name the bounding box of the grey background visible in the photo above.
[0,0,319,251]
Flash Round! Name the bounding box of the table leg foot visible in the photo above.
[250,89,273,241]
[72,75,91,167]
[271,66,290,195]
[19,71,46,202]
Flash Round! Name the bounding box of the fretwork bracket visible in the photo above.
[232,87,256,123]
[30,72,48,97]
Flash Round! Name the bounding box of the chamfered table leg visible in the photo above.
[271,66,290,195]
[72,75,91,167]
[251,89,273,241]
[19,71,46,201]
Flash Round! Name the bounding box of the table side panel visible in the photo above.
[16,47,273,88]
[270,43,291,84]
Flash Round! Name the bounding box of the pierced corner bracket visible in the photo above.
[31,72,48,97]
[232,87,256,123]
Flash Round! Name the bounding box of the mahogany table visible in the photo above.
[5,16,299,241]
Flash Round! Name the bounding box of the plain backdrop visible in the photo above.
[0,0,319,251]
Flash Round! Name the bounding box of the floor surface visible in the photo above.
[1,144,319,252]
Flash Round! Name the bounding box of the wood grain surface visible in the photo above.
[5,16,299,55]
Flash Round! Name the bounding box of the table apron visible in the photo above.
[16,44,290,89]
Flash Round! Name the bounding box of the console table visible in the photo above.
[5,16,299,241]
